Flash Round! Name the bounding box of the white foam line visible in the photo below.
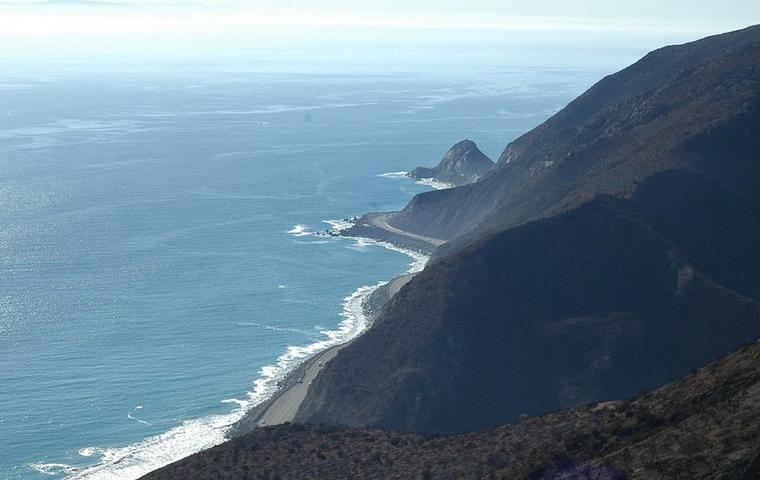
[415,178,455,190]
[378,171,409,178]
[287,224,312,237]
[33,231,427,480]
[348,236,429,274]
[241,274,403,412]
[325,218,430,274]
[379,170,455,190]
[322,218,354,233]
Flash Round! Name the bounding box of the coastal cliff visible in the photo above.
[407,139,494,187]
[296,25,760,433]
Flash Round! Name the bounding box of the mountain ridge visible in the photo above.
[142,334,760,479]
[390,24,760,245]
[294,25,760,434]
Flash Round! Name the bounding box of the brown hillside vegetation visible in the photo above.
[143,337,760,479]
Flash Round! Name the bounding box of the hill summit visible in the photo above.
[407,139,494,186]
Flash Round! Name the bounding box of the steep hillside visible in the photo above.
[297,172,760,433]
[142,337,760,480]
[295,26,760,434]
[407,139,494,186]
[391,25,760,242]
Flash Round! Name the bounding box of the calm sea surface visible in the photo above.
[0,59,617,479]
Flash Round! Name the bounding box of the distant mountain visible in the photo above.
[295,25,760,434]
[407,140,494,186]
[391,25,760,243]
[142,336,760,479]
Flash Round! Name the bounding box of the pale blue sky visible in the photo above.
[1,0,758,60]
[5,0,760,22]
[220,0,758,22]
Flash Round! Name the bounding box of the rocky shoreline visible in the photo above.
[319,214,441,254]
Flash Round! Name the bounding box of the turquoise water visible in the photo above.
[0,61,607,479]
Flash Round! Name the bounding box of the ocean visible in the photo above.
[0,54,630,479]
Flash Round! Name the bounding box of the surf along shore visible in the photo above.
[230,213,442,437]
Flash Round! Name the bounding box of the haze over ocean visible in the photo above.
[0,27,721,479]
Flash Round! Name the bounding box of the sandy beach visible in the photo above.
[255,342,347,426]
[232,272,419,433]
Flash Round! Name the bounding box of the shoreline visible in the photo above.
[337,212,445,253]
[41,217,434,479]
[229,225,430,438]
[228,341,351,436]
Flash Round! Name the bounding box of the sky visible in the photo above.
[1,1,758,63]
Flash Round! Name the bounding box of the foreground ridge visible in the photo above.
[142,337,760,479]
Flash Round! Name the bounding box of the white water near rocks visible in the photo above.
[380,171,455,190]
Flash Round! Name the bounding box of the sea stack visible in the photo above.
[407,139,494,186]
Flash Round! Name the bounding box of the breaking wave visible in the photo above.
[415,178,454,190]
[378,171,409,178]
[287,224,312,237]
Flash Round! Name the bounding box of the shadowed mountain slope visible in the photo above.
[294,26,760,434]
[297,171,760,433]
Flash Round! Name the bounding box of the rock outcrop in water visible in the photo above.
[407,139,494,186]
